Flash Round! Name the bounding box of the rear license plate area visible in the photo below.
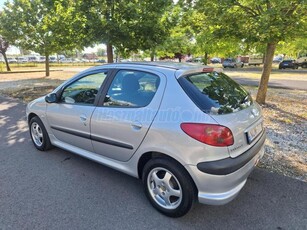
[246,121,263,144]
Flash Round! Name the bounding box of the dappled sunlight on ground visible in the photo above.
[0,97,29,148]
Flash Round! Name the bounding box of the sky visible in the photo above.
[0,0,6,9]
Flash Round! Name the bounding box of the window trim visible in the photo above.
[57,69,110,107]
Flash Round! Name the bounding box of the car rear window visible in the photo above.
[178,71,253,115]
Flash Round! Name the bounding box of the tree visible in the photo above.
[0,0,87,76]
[79,0,173,63]
[196,0,307,104]
[156,5,196,62]
[276,38,307,58]
[0,36,11,71]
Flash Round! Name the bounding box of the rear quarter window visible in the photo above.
[178,72,252,115]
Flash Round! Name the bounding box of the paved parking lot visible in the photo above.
[0,96,306,230]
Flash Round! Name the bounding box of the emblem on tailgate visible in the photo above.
[251,108,259,117]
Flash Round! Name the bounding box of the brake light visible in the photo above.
[202,67,214,72]
[180,123,234,147]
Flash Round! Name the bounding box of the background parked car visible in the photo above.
[38,56,46,63]
[210,57,221,64]
[49,56,57,63]
[27,56,40,62]
[273,56,283,63]
[222,58,244,68]
[59,58,73,63]
[16,57,28,63]
[279,60,298,69]
[7,58,18,63]
[95,59,106,63]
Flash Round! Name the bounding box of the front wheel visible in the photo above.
[29,116,53,151]
[142,158,196,217]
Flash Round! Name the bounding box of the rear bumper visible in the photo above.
[197,130,266,175]
[185,131,265,205]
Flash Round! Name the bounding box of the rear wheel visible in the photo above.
[29,116,53,151]
[142,158,196,217]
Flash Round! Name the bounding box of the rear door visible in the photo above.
[90,69,165,161]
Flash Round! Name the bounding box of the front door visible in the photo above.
[91,69,165,161]
[46,71,108,152]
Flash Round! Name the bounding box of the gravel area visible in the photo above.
[0,71,306,182]
[248,87,307,182]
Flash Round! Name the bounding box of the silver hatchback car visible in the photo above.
[27,62,265,217]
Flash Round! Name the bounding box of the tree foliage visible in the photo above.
[195,0,307,104]
[79,0,173,62]
[0,0,87,76]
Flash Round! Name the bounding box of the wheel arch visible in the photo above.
[137,151,198,194]
[28,112,38,124]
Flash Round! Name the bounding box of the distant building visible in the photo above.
[83,53,98,60]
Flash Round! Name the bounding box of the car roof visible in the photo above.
[100,61,202,70]
[88,62,222,78]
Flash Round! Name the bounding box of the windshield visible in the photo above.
[178,72,253,115]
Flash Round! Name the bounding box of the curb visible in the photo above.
[0,69,63,74]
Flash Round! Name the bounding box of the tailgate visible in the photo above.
[210,103,264,158]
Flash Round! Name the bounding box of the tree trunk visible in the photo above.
[45,52,50,77]
[150,48,155,61]
[107,43,113,63]
[204,52,208,65]
[2,52,11,71]
[256,42,277,104]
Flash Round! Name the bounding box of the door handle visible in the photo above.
[80,114,87,124]
[131,121,142,130]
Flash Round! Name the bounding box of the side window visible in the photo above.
[103,70,160,107]
[61,72,107,105]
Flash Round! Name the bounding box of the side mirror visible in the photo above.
[45,93,58,103]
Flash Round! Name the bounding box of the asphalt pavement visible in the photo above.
[230,77,307,91]
[224,68,307,90]
[0,96,306,230]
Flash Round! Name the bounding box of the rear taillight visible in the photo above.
[180,123,234,147]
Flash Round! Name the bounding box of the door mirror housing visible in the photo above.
[45,93,58,103]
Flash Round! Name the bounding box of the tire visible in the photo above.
[142,157,196,217]
[29,116,53,151]
[302,63,307,68]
